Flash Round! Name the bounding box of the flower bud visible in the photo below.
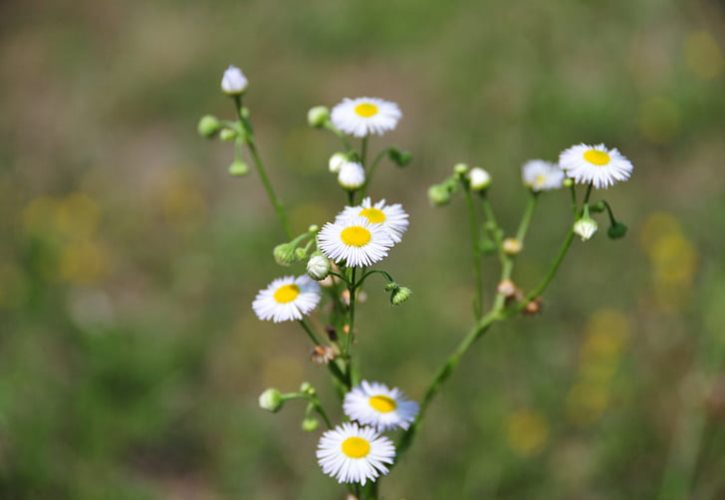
[197,115,221,138]
[228,159,249,177]
[428,184,452,206]
[300,382,315,395]
[388,147,412,167]
[497,279,517,298]
[221,65,248,95]
[468,167,491,191]
[573,216,598,241]
[523,298,542,316]
[607,221,628,240]
[307,106,330,128]
[307,255,331,280]
[453,163,469,176]
[338,161,365,190]
[301,417,319,432]
[328,152,348,174]
[384,282,399,292]
[503,238,523,255]
[273,243,296,266]
[259,388,284,412]
[219,128,237,142]
[563,178,574,188]
[391,286,412,305]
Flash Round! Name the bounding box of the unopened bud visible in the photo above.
[219,128,237,142]
[300,382,315,395]
[503,238,523,255]
[338,162,366,190]
[302,417,319,432]
[607,221,628,240]
[307,106,330,128]
[468,167,491,191]
[391,286,412,305]
[228,159,249,176]
[453,163,469,176]
[428,184,452,206]
[328,152,348,174]
[497,279,517,298]
[388,147,412,167]
[307,255,331,280]
[273,243,296,266]
[221,65,248,95]
[573,216,598,241]
[259,388,284,412]
[523,298,542,316]
[563,178,574,188]
[197,115,221,138]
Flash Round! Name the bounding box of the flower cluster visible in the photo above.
[198,66,634,496]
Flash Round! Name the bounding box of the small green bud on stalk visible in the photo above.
[388,147,412,167]
[307,254,331,281]
[273,243,296,266]
[391,286,412,305]
[573,216,598,241]
[563,178,574,188]
[259,388,284,412]
[228,159,249,176]
[197,115,221,138]
[589,201,606,213]
[428,184,452,206]
[300,382,315,395]
[308,224,319,234]
[308,106,330,128]
[219,128,237,142]
[295,247,308,260]
[607,221,628,239]
[384,282,399,292]
[301,417,319,432]
[453,163,469,176]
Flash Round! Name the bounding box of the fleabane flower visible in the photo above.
[252,275,321,322]
[317,217,394,268]
[221,65,248,95]
[521,160,565,192]
[337,198,409,244]
[558,143,633,189]
[316,422,395,485]
[338,161,366,190]
[468,167,492,191]
[344,380,419,431]
[331,97,401,137]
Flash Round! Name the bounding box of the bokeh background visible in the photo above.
[1,0,724,498]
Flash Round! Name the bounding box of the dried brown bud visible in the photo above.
[497,279,517,298]
[523,298,543,316]
[324,325,338,342]
[311,345,337,365]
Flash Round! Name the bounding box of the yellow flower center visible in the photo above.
[273,284,300,304]
[358,207,387,224]
[354,103,379,118]
[534,174,546,187]
[341,436,371,458]
[369,395,397,413]
[583,149,611,166]
[340,226,371,247]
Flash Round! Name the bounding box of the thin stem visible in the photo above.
[361,148,389,197]
[522,230,575,304]
[299,320,348,389]
[311,398,333,429]
[516,193,538,244]
[355,269,395,290]
[233,96,292,238]
[298,319,322,346]
[463,187,483,318]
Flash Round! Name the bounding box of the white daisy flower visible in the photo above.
[337,161,366,190]
[331,97,401,138]
[337,198,409,243]
[316,422,395,485]
[220,65,248,95]
[317,217,394,268]
[344,380,419,431]
[558,143,633,189]
[521,160,565,192]
[252,275,321,323]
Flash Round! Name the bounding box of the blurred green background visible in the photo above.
[1,0,724,498]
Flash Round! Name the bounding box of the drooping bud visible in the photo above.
[607,221,628,240]
[221,65,248,95]
[273,243,296,266]
[428,184,452,206]
[259,388,284,412]
[391,286,412,305]
[328,152,348,174]
[197,115,221,138]
[468,167,492,191]
[573,216,598,241]
[388,147,412,167]
[307,106,330,128]
[228,159,249,177]
[301,417,319,432]
[307,254,331,280]
[338,161,366,190]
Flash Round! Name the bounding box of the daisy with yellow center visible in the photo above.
[338,198,409,243]
[558,143,633,189]
[317,217,394,268]
[521,160,565,192]
[344,380,419,431]
[330,97,402,137]
[252,275,321,323]
[316,422,395,485]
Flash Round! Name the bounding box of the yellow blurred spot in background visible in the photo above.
[59,239,111,285]
[684,31,724,80]
[506,409,550,457]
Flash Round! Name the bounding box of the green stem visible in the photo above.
[311,397,333,429]
[463,187,483,319]
[233,96,292,238]
[344,267,358,387]
[516,193,538,243]
[521,230,575,304]
[298,320,348,389]
[361,148,389,197]
[355,269,395,290]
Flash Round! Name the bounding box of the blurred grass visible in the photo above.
[1,0,724,498]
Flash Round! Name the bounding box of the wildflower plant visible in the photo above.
[198,66,633,499]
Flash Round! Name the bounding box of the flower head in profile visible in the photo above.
[337,161,366,190]
[337,198,409,243]
[317,217,394,268]
[521,160,565,192]
[221,65,248,95]
[252,275,321,322]
[559,143,633,189]
[344,380,419,431]
[468,167,492,191]
[331,97,401,137]
[316,422,395,485]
